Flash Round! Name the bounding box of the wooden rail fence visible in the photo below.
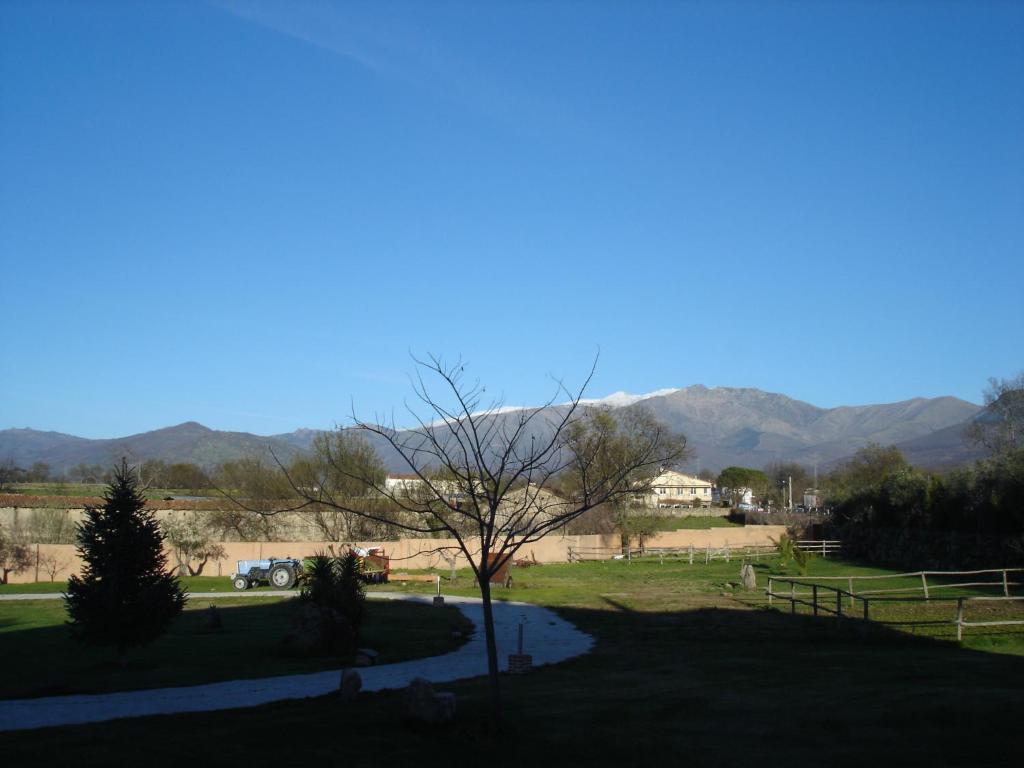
[766,570,1024,640]
[768,568,1023,607]
[795,540,842,557]
[567,543,778,564]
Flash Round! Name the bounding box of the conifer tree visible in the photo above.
[65,459,186,659]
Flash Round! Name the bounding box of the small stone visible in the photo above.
[740,564,757,590]
[435,691,456,720]
[203,604,222,631]
[354,648,378,667]
[404,677,455,724]
[339,669,362,700]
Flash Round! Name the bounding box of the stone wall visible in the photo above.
[3,526,788,584]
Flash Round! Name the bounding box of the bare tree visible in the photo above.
[290,432,394,541]
[162,514,228,576]
[209,457,291,540]
[28,508,76,544]
[965,372,1024,457]
[276,355,687,724]
[38,550,72,582]
[0,525,33,584]
[0,459,20,493]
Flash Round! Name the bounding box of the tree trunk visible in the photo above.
[477,573,502,728]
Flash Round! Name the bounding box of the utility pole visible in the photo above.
[788,475,792,511]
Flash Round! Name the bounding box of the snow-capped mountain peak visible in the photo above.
[578,388,682,408]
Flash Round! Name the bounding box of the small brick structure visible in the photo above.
[507,622,532,673]
[507,653,533,674]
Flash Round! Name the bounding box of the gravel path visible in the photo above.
[0,593,593,732]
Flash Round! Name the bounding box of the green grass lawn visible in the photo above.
[641,514,740,530]
[0,595,471,699]
[8,482,220,500]
[2,556,1021,766]
[0,575,237,595]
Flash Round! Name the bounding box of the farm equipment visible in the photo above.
[231,557,303,590]
[355,547,390,584]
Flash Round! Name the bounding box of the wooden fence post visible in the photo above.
[921,572,930,599]
[821,541,827,558]
[863,599,869,622]
[848,577,855,609]
[768,577,774,605]
[836,589,842,617]
[791,581,796,614]
[812,584,818,616]
[1003,570,1010,597]
[956,598,964,642]
[688,544,694,565]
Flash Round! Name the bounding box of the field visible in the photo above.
[1,556,1021,766]
[0,595,471,699]
[7,483,220,501]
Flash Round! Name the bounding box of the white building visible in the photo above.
[642,470,714,508]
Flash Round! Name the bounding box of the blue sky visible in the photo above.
[1,0,1022,438]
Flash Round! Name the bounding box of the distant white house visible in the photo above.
[720,486,755,507]
[384,473,424,495]
[384,473,463,501]
[641,470,714,508]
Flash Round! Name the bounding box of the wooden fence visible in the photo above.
[567,543,778,564]
[768,568,1023,606]
[795,540,842,557]
[766,570,1024,640]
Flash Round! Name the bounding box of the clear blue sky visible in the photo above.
[2,1,1022,438]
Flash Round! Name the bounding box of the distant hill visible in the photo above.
[893,420,987,470]
[632,386,981,471]
[0,422,306,474]
[0,386,983,476]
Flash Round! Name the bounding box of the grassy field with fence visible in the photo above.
[765,567,1024,645]
[2,554,1021,765]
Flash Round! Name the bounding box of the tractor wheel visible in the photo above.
[269,564,296,589]
[232,576,249,591]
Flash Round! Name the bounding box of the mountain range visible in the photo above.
[0,386,986,476]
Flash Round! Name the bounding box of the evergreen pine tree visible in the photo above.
[65,459,186,659]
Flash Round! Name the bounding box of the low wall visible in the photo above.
[4,525,788,584]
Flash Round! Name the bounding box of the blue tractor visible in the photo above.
[231,557,303,590]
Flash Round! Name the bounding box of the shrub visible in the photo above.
[286,551,366,656]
